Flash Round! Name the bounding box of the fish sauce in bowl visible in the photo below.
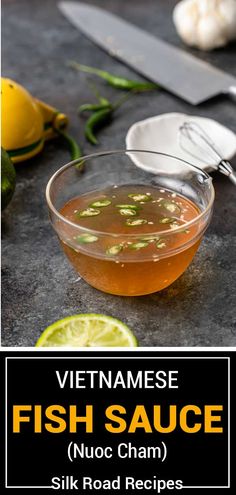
[59,185,201,296]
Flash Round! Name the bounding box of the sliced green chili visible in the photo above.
[139,236,160,242]
[76,234,98,243]
[119,208,137,216]
[128,193,152,202]
[90,199,111,207]
[170,221,180,229]
[106,244,123,255]
[77,208,101,217]
[159,217,176,224]
[126,218,148,226]
[162,200,181,214]
[129,241,149,250]
[115,204,139,210]
[156,240,166,249]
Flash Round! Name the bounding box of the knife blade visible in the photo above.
[59,1,236,105]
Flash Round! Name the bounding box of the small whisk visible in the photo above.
[179,121,236,186]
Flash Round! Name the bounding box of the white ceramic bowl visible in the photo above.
[126,113,236,174]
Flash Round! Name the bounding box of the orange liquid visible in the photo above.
[59,185,201,295]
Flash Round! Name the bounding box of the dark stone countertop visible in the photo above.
[2,0,236,347]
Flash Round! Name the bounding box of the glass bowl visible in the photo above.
[46,150,214,296]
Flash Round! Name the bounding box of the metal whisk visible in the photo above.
[179,121,236,186]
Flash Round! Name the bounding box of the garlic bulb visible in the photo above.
[173,0,236,51]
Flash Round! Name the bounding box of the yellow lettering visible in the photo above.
[13,405,32,433]
[45,405,67,433]
[205,405,223,433]
[154,405,177,433]
[129,405,152,433]
[34,405,42,433]
[180,405,202,433]
[105,405,127,433]
[70,405,93,433]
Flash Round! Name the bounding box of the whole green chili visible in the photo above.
[98,96,111,106]
[83,92,134,145]
[85,107,113,145]
[69,61,159,91]
[78,102,112,114]
[55,128,82,161]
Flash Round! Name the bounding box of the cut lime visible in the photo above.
[36,314,138,347]
[1,148,16,210]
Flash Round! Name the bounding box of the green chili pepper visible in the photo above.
[128,193,152,202]
[99,96,111,105]
[55,128,82,161]
[77,208,101,217]
[85,107,113,145]
[162,200,181,214]
[88,82,111,106]
[129,241,149,250]
[90,199,111,207]
[78,102,112,114]
[69,61,159,91]
[106,244,123,256]
[156,240,166,249]
[159,217,176,224]
[119,208,137,216]
[76,234,98,244]
[78,91,112,114]
[115,204,139,210]
[126,218,148,226]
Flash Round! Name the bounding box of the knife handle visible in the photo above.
[227,86,236,102]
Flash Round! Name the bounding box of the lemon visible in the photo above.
[36,314,138,347]
[1,148,16,210]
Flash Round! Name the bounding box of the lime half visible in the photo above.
[1,148,16,210]
[36,314,138,347]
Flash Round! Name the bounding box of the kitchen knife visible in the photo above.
[58,1,236,105]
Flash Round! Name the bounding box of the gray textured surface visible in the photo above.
[2,0,236,347]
